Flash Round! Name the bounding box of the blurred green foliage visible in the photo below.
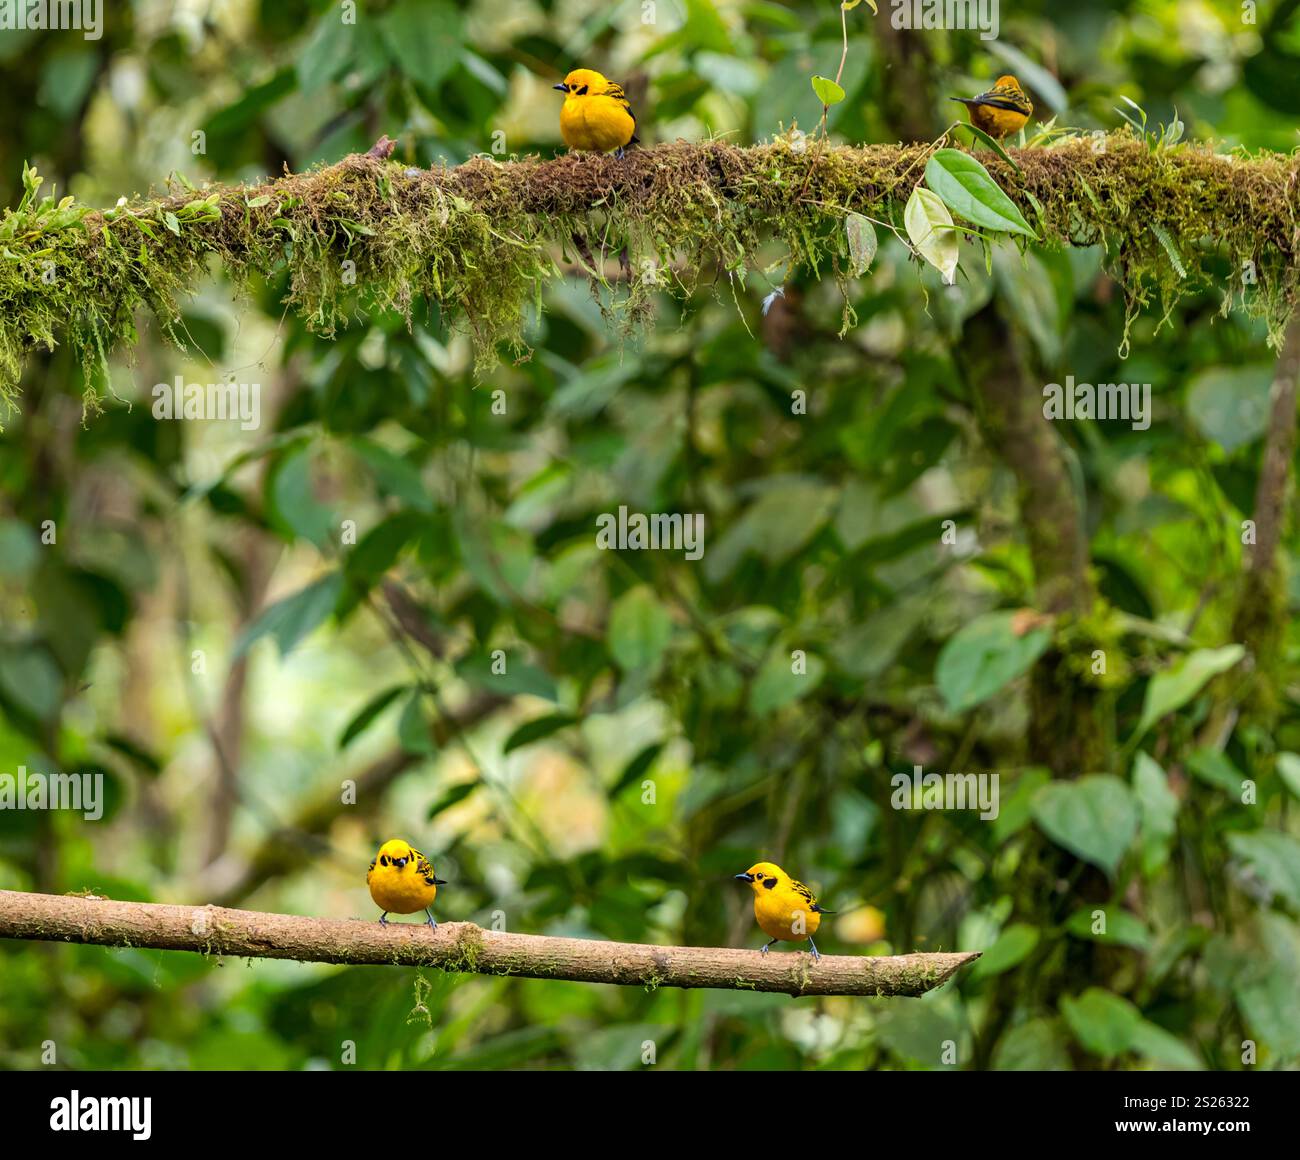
[2,0,1300,1071]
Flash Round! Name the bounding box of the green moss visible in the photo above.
[1,134,1296,418]
[440,923,484,974]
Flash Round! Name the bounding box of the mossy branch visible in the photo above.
[0,889,977,998]
[2,134,1298,412]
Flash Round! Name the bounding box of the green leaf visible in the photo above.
[268,444,334,547]
[1032,775,1139,877]
[992,243,1061,364]
[904,187,959,286]
[339,684,409,750]
[969,923,1039,980]
[427,781,476,821]
[1227,831,1300,909]
[162,211,180,235]
[934,609,1052,713]
[1234,913,1300,1057]
[608,586,674,673]
[749,649,826,715]
[344,512,425,594]
[453,511,534,605]
[704,480,838,583]
[0,519,39,577]
[379,0,464,92]
[234,573,341,658]
[609,742,664,799]
[991,767,1052,843]
[844,211,877,276]
[1060,988,1141,1059]
[456,654,556,701]
[811,75,846,105]
[924,149,1037,238]
[1276,752,1300,801]
[991,1018,1072,1070]
[353,439,434,512]
[1128,1019,1201,1070]
[398,691,437,755]
[1186,365,1274,453]
[1135,645,1244,738]
[1132,752,1179,876]
[1187,747,1244,795]
[1064,907,1152,951]
[503,713,579,755]
[0,644,62,720]
[958,123,1022,174]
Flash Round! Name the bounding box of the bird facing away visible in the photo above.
[950,74,1033,140]
[367,838,446,928]
[735,861,835,962]
[554,68,639,157]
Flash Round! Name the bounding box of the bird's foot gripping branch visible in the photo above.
[0,890,978,999]
[1,133,1298,413]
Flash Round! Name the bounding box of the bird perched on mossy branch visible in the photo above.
[554,68,639,157]
[367,838,446,928]
[736,861,835,961]
[950,74,1033,140]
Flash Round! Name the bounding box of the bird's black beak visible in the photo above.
[553,83,568,92]
[735,873,754,883]
[395,857,408,868]
[433,877,448,885]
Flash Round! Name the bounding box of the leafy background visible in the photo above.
[2,0,1299,1071]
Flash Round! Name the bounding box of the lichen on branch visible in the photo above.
[1,132,1297,412]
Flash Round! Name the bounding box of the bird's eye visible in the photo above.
[576,84,588,95]
[380,855,389,866]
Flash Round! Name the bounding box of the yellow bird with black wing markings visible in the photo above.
[554,68,640,157]
[735,861,835,961]
[367,838,446,928]
[950,74,1033,140]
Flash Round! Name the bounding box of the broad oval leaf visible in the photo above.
[1186,365,1274,453]
[904,187,959,286]
[844,211,877,276]
[750,648,826,714]
[934,609,1052,712]
[1132,752,1179,877]
[608,586,674,673]
[1060,988,1141,1059]
[234,572,342,659]
[969,923,1039,980]
[924,149,1037,237]
[1032,775,1139,878]
[811,75,845,106]
[1227,831,1300,909]
[0,643,62,720]
[1135,645,1245,738]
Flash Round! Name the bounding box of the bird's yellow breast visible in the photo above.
[367,863,437,914]
[753,888,821,942]
[969,103,1029,139]
[560,96,636,152]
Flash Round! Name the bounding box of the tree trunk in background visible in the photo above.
[1230,317,1300,706]
[961,301,1107,777]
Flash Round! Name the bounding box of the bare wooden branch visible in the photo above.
[0,890,978,999]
